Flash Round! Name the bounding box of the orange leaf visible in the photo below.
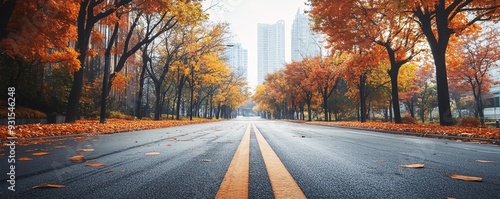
[69,154,85,163]
[32,183,65,189]
[53,145,67,149]
[446,174,482,182]
[86,163,107,167]
[32,152,50,156]
[18,157,33,161]
[399,163,425,168]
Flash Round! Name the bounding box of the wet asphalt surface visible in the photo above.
[1,117,499,198]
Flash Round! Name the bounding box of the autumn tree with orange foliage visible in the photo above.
[0,0,80,115]
[448,26,500,125]
[97,0,205,123]
[309,0,424,124]
[284,58,317,121]
[342,46,388,122]
[310,55,342,121]
[405,0,500,126]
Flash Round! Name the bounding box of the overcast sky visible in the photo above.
[203,0,310,89]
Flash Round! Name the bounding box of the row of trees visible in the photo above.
[0,0,248,123]
[253,0,500,126]
[306,0,500,126]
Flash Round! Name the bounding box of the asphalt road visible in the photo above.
[1,117,499,198]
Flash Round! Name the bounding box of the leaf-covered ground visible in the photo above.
[310,121,500,140]
[1,119,216,141]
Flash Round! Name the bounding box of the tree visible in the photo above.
[310,55,342,121]
[407,0,500,126]
[448,26,500,125]
[309,0,423,123]
[284,58,316,121]
[66,0,133,123]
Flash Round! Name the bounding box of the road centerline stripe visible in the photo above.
[215,123,251,199]
[253,123,307,199]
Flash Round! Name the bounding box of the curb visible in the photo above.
[297,121,500,145]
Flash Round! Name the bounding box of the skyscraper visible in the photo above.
[257,20,285,85]
[291,8,321,61]
[224,43,248,81]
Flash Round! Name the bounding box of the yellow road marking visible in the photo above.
[253,123,307,199]
[215,124,251,199]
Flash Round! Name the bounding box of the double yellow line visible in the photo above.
[216,123,306,199]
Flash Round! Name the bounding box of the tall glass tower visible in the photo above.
[291,8,321,61]
[257,20,285,85]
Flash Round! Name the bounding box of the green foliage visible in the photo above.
[457,117,481,128]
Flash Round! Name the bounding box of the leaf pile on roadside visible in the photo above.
[311,121,500,140]
[1,119,215,141]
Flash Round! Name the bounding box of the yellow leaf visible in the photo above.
[476,160,494,163]
[145,152,160,156]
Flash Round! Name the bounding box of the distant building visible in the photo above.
[224,43,248,81]
[291,8,321,61]
[257,20,285,85]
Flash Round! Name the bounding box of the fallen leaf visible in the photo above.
[120,170,125,172]
[32,183,65,189]
[86,163,107,167]
[446,174,482,182]
[69,154,85,163]
[32,152,50,156]
[53,145,67,149]
[399,163,425,168]
[106,170,114,173]
[168,138,177,141]
[476,160,494,163]
[18,157,33,161]
[76,148,95,152]
[145,152,160,156]
[166,144,172,146]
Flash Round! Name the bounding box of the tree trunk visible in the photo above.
[154,83,162,120]
[359,74,367,123]
[175,79,185,120]
[388,69,402,123]
[216,103,221,119]
[307,99,312,121]
[136,58,147,119]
